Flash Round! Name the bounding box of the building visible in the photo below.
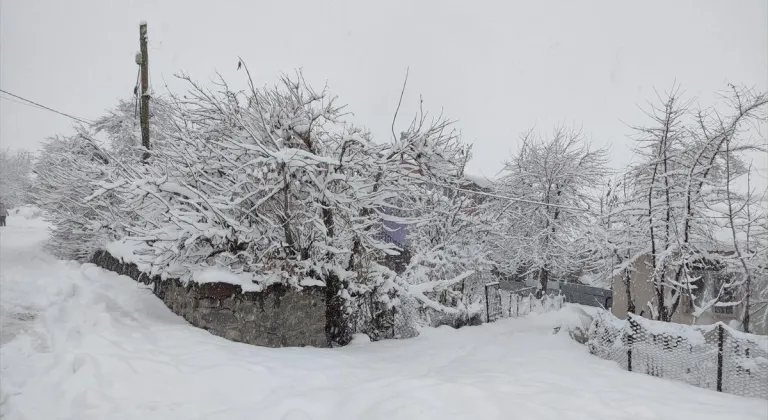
[611,253,767,335]
[376,173,492,274]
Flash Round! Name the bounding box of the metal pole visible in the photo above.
[717,324,724,392]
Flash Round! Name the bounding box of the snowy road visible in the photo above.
[1,216,765,420]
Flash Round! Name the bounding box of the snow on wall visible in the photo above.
[90,250,329,348]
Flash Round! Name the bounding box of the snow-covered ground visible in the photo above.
[1,215,765,420]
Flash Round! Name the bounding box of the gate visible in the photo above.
[485,282,502,322]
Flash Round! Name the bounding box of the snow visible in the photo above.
[626,314,768,353]
[463,173,494,189]
[9,205,45,220]
[628,314,709,346]
[105,239,152,273]
[192,267,262,292]
[106,240,320,292]
[299,278,325,288]
[105,239,144,263]
[2,218,767,420]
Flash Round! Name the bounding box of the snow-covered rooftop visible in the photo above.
[463,173,495,189]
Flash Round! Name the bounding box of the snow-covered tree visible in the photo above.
[716,126,767,333]
[91,97,174,162]
[0,149,33,208]
[32,94,177,259]
[33,131,117,260]
[620,85,768,322]
[393,136,496,329]
[598,175,649,313]
[75,69,483,343]
[491,126,609,294]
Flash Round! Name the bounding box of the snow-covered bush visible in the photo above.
[33,131,117,260]
[37,69,491,344]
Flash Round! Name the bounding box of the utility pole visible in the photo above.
[139,21,150,162]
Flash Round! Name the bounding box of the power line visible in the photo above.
[400,171,592,212]
[448,182,592,212]
[0,94,46,110]
[0,89,93,124]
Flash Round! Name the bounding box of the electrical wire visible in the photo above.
[0,94,45,110]
[0,90,587,212]
[0,89,93,124]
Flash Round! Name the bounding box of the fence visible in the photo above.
[485,283,565,322]
[588,312,768,400]
[499,280,611,309]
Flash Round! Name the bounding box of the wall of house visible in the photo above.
[91,250,330,348]
[610,254,768,335]
[611,254,691,324]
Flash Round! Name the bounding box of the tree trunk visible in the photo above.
[324,271,352,346]
[624,268,636,314]
[538,267,549,298]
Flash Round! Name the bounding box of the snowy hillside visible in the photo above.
[1,215,765,419]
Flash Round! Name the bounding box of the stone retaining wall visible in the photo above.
[91,250,329,348]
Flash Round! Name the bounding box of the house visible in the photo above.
[377,173,492,274]
[611,253,767,335]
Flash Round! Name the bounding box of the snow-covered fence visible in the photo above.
[485,284,565,321]
[588,312,768,399]
[505,290,565,318]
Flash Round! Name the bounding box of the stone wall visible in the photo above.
[91,250,329,348]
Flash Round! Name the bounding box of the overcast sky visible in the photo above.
[1,0,766,180]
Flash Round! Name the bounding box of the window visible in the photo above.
[689,266,740,316]
[688,269,710,308]
[713,305,733,315]
[712,272,738,315]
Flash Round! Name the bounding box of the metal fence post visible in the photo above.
[626,318,635,372]
[485,284,491,323]
[498,288,502,312]
[391,307,396,339]
[717,323,724,392]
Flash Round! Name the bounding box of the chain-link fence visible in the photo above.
[588,312,768,400]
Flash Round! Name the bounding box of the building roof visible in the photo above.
[463,173,495,189]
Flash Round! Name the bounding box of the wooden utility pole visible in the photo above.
[139,22,150,162]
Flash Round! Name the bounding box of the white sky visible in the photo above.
[1,0,766,181]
